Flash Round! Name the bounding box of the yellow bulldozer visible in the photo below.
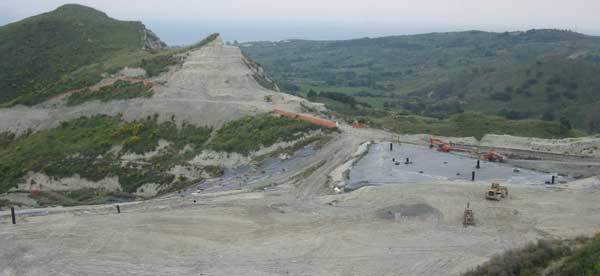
[485,183,508,201]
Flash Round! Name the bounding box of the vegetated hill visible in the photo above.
[0,4,166,105]
[240,30,600,133]
[0,4,323,207]
[0,114,330,206]
[463,233,600,276]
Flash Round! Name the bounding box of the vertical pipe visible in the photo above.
[11,207,15,225]
[476,160,480,169]
[471,171,476,181]
[390,143,393,151]
[406,158,410,164]
[116,205,121,214]
[551,175,555,184]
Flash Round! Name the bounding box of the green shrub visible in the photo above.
[66,80,153,106]
[463,240,571,276]
[547,235,600,276]
[139,55,180,77]
[209,114,327,154]
[117,165,175,193]
[368,112,580,140]
[0,111,320,201]
[204,166,224,178]
[31,189,135,207]
[490,91,512,102]
[0,115,211,194]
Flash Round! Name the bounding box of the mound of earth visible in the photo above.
[376,203,442,220]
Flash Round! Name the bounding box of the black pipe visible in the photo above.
[476,160,480,169]
[390,143,393,151]
[11,207,15,225]
[551,175,556,184]
[116,205,121,214]
[471,171,476,181]
[405,158,410,164]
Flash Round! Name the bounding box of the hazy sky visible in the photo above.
[1,0,599,45]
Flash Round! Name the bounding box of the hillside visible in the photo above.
[240,30,600,132]
[0,5,325,206]
[0,4,166,106]
[463,233,600,276]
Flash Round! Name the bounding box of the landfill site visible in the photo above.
[2,37,600,276]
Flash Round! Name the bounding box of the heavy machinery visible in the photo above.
[429,137,452,152]
[463,203,475,226]
[483,151,506,162]
[485,183,509,201]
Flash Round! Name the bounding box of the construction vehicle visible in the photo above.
[429,137,452,152]
[485,183,508,201]
[463,203,475,226]
[483,151,506,162]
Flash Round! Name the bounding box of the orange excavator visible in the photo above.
[429,137,452,152]
[483,151,506,162]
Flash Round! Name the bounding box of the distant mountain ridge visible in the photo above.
[240,29,600,132]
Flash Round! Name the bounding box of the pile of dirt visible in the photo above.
[376,203,442,220]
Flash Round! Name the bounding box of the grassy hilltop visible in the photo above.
[0,4,218,106]
[0,4,150,104]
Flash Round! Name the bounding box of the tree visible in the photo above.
[559,115,572,135]
[542,111,555,121]
[490,92,512,102]
[307,89,317,98]
[586,105,600,132]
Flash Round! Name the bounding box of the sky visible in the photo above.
[1,0,600,45]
